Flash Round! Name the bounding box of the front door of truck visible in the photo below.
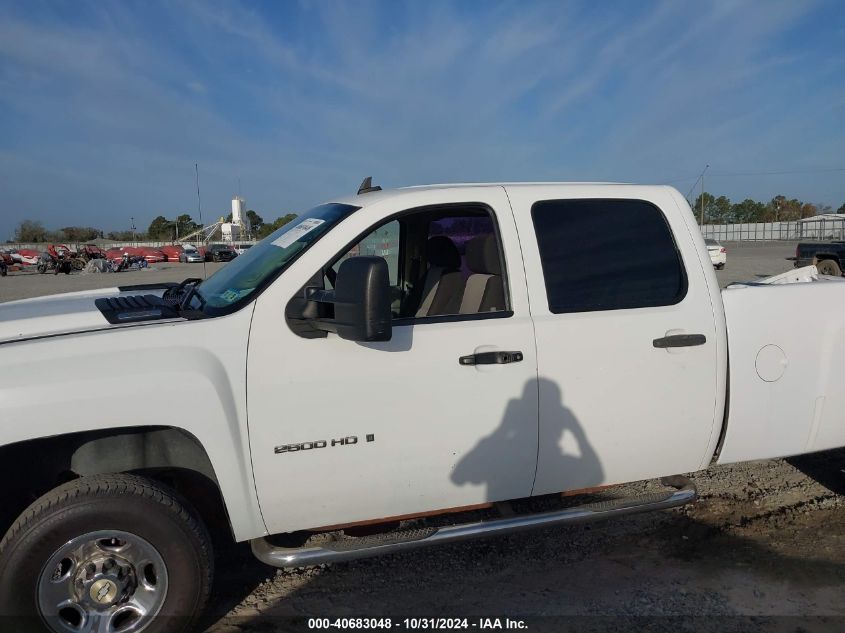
[246,187,539,535]
[507,186,723,495]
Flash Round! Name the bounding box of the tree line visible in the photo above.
[10,221,104,243]
[11,194,845,242]
[9,210,298,243]
[690,193,845,225]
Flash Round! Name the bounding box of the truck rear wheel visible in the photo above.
[816,259,842,276]
[0,473,212,633]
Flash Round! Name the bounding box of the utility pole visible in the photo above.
[130,217,136,244]
[699,164,709,227]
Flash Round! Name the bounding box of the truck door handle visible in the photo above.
[459,351,524,366]
[652,334,707,348]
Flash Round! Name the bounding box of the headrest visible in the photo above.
[465,234,501,275]
[426,235,461,270]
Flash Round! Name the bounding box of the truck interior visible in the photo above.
[325,206,510,320]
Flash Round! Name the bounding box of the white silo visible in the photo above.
[231,196,249,230]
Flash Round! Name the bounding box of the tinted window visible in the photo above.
[531,199,686,313]
[429,215,494,279]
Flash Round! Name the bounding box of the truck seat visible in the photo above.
[459,234,505,313]
[416,236,466,316]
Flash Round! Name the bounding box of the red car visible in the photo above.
[137,247,166,263]
[159,245,184,261]
[106,246,165,263]
[14,249,41,265]
[105,248,125,263]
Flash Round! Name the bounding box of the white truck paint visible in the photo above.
[1,183,842,630]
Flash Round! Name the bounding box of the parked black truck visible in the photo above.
[789,241,845,276]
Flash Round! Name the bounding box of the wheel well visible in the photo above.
[813,254,840,264]
[0,427,233,542]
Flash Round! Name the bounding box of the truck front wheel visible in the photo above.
[0,473,212,633]
[816,259,842,276]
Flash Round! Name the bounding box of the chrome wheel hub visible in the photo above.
[37,530,168,633]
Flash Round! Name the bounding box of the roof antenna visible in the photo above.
[357,176,382,195]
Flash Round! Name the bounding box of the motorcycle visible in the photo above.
[113,253,148,272]
[53,252,73,275]
[36,253,53,274]
[37,245,74,275]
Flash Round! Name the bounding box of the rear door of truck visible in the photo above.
[506,185,726,494]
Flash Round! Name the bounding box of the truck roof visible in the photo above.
[330,182,676,207]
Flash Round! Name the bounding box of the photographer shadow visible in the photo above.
[451,377,604,502]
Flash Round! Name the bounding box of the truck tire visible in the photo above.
[816,259,841,276]
[0,473,212,633]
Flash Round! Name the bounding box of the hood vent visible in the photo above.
[95,294,180,324]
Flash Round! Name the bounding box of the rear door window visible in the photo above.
[531,199,687,313]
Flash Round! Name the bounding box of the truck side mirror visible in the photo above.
[309,257,392,342]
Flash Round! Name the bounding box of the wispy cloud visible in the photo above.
[0,0,842,238]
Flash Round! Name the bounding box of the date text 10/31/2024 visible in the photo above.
[308,618,528,630]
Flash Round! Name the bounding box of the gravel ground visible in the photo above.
[713,240,800,287]
[2,241,843,630]
[204,451,845,632]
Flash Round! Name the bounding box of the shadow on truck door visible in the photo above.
[451,378,604,501]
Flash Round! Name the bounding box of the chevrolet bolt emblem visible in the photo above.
[90,579,118,604]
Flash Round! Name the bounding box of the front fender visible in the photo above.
[0,308,267,541]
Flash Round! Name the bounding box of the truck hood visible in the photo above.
[0,287,172,344]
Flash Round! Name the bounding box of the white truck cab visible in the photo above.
[1,181,843,632]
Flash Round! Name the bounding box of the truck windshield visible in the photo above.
[195,203,358,312]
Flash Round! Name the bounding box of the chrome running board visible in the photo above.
[251,476,696,568]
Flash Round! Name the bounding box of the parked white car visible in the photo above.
[1,181,843,631]
[179,244,204,263]
[705,238,726,269]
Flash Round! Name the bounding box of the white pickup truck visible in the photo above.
[1,181,843,632]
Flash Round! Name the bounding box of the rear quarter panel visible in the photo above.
[719,282,845,462]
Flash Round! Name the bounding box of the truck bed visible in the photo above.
[718,267,845,463]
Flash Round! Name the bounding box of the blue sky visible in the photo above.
[0,0,843,239]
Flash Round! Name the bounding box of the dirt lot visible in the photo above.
[205,452,845,632]
[2,241,843,631]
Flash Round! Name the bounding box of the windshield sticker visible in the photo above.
[272,218,325,249]
[220,289,241,303]
[220,288,253,303]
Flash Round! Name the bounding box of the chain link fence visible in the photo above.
[701,217,845,242]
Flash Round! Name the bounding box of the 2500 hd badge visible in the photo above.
[275,434,375,454]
